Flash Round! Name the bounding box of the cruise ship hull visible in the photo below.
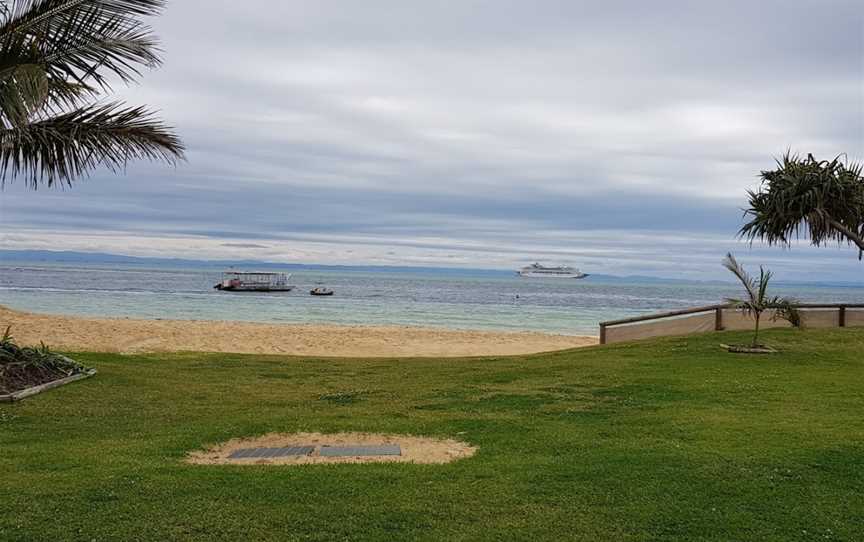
[518,271,589,279]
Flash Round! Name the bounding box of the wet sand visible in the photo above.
[0,305,597,357]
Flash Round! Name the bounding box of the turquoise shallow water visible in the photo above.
[2,262,864,335]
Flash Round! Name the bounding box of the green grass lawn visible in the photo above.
[2,329,862,541]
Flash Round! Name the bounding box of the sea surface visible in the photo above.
[2,262,864,335]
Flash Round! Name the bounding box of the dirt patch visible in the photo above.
[186,432,477,465]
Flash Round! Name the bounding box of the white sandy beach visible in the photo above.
[0,305,597,357]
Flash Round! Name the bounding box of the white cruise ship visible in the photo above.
[517,263,588,279]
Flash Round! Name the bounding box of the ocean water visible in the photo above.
[2,262,864,335]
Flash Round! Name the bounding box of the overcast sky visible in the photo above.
[1,0,862,280]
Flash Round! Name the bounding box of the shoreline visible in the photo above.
[0,305,597,357]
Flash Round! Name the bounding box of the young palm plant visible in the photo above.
[722,253,800,347]
[0,0,184,189]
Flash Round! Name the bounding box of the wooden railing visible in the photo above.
[599,303,864,345]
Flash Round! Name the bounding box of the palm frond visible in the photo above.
[0,62,49,124]
[722,253,759,303]
[0,101,184,188]
[1,1,165,35]
[725,296,757,316]
[0,0,165,94]
[756,266,772,305]
[39,5,162,88]
[0,35,105,122]
[767,297,801,327]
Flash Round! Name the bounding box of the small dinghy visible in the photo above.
[310,287,334,296]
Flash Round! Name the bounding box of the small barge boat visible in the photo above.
[310,287,334,296]
[214,271,294,292]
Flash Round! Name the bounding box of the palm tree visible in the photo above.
[740,152,864,260]
[0,0,184,189]
[722,253,799,347]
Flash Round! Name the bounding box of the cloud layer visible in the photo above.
[1,0,862,279]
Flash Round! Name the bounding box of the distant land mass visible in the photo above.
[1,249,862,288]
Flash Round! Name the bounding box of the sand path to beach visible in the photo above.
[0,305,597,357]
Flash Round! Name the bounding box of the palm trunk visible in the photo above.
[753,312,761,347]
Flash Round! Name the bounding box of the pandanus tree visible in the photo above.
[0,0,183,189]
[722,253,799,347]
[740,152,864,260]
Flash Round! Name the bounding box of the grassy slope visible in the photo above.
[1,329,862,542]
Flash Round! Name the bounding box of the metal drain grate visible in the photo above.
[319,445,402,457]
[228,446,314,459]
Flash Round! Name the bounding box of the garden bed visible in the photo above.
[0,328,94,401]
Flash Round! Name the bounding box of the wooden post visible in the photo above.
[599,324,607,345]
[839,305,846,328]
[715,307,724,331]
